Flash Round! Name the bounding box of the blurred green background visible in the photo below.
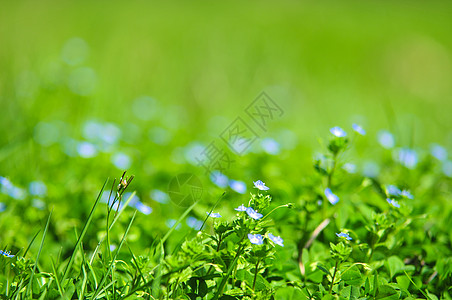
[1,0,452,258]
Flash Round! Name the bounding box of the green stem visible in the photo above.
[329,260,339,295]
[327,153,338,188]
[252,258,261,291]
[212,235,247,300]
[261,204,290,221]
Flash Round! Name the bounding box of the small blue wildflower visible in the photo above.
[268,233,284,247]
[378,130,395,149]
[398,148,418,169]
[342,163,357,174]
[229,180,247,194]
[253,180,269,191]
[261,138,281,155]
[0,202,6,212]
[110,244,117,251]
[210,171,229,188]
[336,232,352,240]
[330,126,347,137]
[386,185,402,197]
[111,152,132,169]
[430,144,447,161]
[362,161,380,178]
[401,190,413,199]
[235,204,247,212]
[0,250,14,258]
[248,234,264,245]
[150,189,170,204]
[352,124,366,135]
[29,181,47,197]
[77,141,97,158]
[324,188,339,205]
[165,219,181,230]
[207,212,222,218]
[443,160,452,177]
[387,198,400,208]
[246,207,263,220]
[187,216,203,230]
[134,202,153,215]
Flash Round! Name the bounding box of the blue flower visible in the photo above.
[377,130,395,149]
[397,148,418,169]
[386,185,401,197]
[207,212,222,218]
[352,124,366,135]
[261,138,281,155]
[187,216,203,230]
[248,234,264,245]
[246,207,263,220]
[430,144,447,161]
[235,204,247,212]
[0,250,14,258]
[324,188,339,205]
[134,202,153,215]
[330,126,347,137]
[229,180,247,194]
[401,190,413,199]
[342,163,357,174]
[268,233,284,247]
[210,171,229,188]
[29,181,47,197]
[443,160,452,178]
[336,232,352,240]
[253,180,269,191]
[387,198,400,208]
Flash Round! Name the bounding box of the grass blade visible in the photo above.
[26,209,52,297]
[61,178,107,284]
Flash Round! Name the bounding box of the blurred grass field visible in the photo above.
[1,0,452,268]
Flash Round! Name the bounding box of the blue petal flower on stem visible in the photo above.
[336,232,352,240]
[246,207,263,220]
[235,204,247,212]
[207,212,222,218]
[268,233,284,247]
[430,144,447,161]
[0,250,14,258]
[352,124,366,135]
[330,126,347,137]
[324,188,339,205]
[387,198,400,208]
[253,180,269,191]
[248,234,263,245]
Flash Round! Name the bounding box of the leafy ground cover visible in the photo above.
[1,1,452,299]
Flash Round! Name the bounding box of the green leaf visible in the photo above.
[317,264,331,276]
[274,287,305,300]
[376,285,398,300]
[340,285,360,300]
[386,256,405,279]
[342,267,363,286]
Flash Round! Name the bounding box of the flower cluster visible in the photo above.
[247,233,284,247]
